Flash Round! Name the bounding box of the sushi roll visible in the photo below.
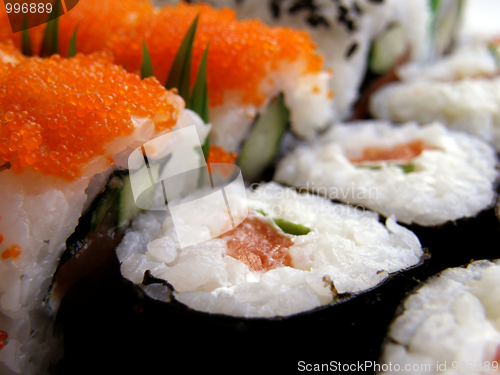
[158,0,466,120]
[0,0,336,160]
[378,260,500,375]
[0,41,209,374]
[99,180,428,373]
[116,181,425,317]
[369,40,500,151]
[274,120,498,227]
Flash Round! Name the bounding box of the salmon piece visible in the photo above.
[350,139,432,164]
[220,215,293,272]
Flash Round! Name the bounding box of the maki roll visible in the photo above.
[159,0,466,120]
[274,120,498,226]
[378,260,500,374]
[369,40,500,151]
[103,181,428,373]
[0,42,206,374]
[117,182,425,317]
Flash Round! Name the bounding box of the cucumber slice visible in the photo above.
[117,174,142,228]
[358,163,416,173]
[488,43,500,68]
[90,177,122,233]
[238,94,290,182]
[369,23,406,75]
[272,218,311,236]
[118,161,162,226]
[252,208,311,236]
[91,169,159,232]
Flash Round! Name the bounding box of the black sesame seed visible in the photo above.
[270,0,282,18]
[346,19,356,31]
[307,13,329,27]
[346,42,358,58]
[338,5,349,16]
[353,2,362,14]
[289,0,316,14]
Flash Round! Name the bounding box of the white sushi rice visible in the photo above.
[369,41,500,151]
[459,0,500,41]
[0,106,207,374]
[378,260,500,375]
[396,43,499,83]
[370,78,500,152]
[274,121,498,226]
[116,182,424,318]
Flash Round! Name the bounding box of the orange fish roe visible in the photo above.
[220,215,293,272]
[350,139,433,164]
[0,49,181,180]
[206,145,237,177]
[0,1,323,107]
[1,245,21,260]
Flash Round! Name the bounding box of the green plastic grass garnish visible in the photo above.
[21,17,33,57]
[40,0,60,57]
[67,24,79,58]
[141,41,155,79]
[190,43,210,158]
[165,14,199,104]
[163,15,211,156]
[189,42,210,123]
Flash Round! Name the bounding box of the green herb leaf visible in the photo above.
[21,17,33,56]
[165,14,199,105]
[273,218,311,236]
[189,42,209,123]
[141,41,155,79]
[40,0,60,57]
[67,24,79,58]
